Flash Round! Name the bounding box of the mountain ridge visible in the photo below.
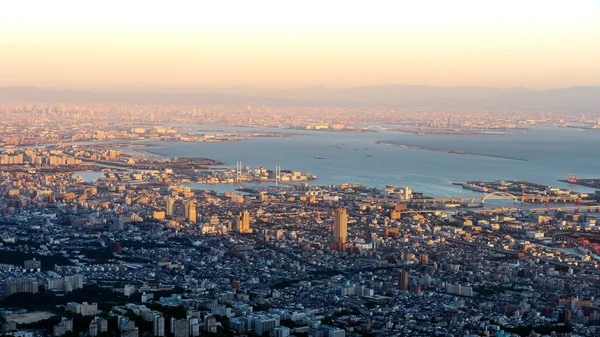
[0,85,598,111]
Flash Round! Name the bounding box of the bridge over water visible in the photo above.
[361,192,581,205]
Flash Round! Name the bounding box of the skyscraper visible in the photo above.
[235,211,251,233]
[333,208,347,251]
[183,200,197,222]
[166,198,174,218]
[398,269,409,291]
[188,203,197,223]
[184,201,190,219]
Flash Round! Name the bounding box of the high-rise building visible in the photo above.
[89,322,99,337]
[188,203,196,223]
[53,318,73,337]
[66,302,98,316]
[166,198,174,217]
[153,315,165,337]
[421,274,432,288]
[172,318,188,337]
[398,270,409,291]
[88,318,107,337]
[235,211,251,233]
[47,274,84,293]
[562,309,572,324]
[183,201,190,219]
[253,315,280,335]
[272,326,291,337]
[333,208,347,251]
[183,200,196,223]
[4,278,38,296]
[204,315,217,333]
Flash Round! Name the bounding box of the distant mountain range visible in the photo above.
[0,85,598,111]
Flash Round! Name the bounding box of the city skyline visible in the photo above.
[3,2,600,337]
[1,1,599,90]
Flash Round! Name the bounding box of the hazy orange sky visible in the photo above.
[1,0,599,91]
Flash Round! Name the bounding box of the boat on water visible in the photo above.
[365,154,373,157]
[314,156,326,159]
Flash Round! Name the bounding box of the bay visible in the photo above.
[128,125,600,198]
